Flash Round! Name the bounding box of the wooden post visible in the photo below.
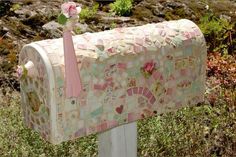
[98,122,137,157]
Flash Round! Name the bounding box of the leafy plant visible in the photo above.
[199,13,235,55]
[110,0,133,16]
[110,22,117,29]
[10,3,21,11]
[207,52,236,90]
[58,13,68,25]
[79,4,99,22]
[75,27,82,34]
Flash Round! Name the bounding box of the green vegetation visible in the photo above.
[138,102,236,156]
[79,4,99,22]
[0,93,97,157]
[57,13,68,25]
[110,22,117,29]
[110,0,133,16]
[0,86,235,156]
[74,27,82,35]
[199,13,235,55]
[10,3,21,12]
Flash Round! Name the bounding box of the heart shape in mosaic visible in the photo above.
[116,105,123,114]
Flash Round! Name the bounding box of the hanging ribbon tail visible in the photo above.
[63,30,82,98]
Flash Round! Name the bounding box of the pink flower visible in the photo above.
[61,2,81,18]
[16,65,23,78]
[143,61,156,74]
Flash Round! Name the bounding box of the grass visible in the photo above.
[0,89,235,156]
[0,92,97,157]
[138,103,236,156]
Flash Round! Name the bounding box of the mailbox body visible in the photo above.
[19,19,207,144]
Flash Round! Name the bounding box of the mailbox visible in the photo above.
[19,19,207,144]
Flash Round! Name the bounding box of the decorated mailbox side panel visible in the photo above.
[19,19,207,144]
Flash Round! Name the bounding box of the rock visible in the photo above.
[156,12,165,18]
[75,23,91,34]
[42,21,62,30]
[0,47,10,55]
[132,6,154,21]
[220,14,231,22]
[182,4,194,17]
[2,26,9,32]
[42,21,63,38]
[101,16,134,24]
[4,32,16,41]
[14,8,37,19]
[132,0,166,22]
[152,6,160,16]
[14,1,60,28]
[164,1,183,9]
[98,11,135,24]
[97,12,135,24]
[0,60,13,72]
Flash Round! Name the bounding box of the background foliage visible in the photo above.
[199,13,235,55]
[110,0,133,16]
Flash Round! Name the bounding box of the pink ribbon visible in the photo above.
[63,30,82,98]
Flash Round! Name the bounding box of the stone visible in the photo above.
[75,23,90,34]
[151,6,159,15]
[101,16,134,24]
[75,23,93,34]
[156,12,165,18]
[42,21,63,38]
[220,14,232,22]
[164,1,183,9]
[133,6,154,20]
[14,9,36,18]
[98,11,135,24]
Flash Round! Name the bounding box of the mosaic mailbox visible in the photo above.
[19,19,207,144]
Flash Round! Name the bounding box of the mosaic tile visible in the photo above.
[19,19,207,144]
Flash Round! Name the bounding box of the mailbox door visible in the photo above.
[19,43,57,143]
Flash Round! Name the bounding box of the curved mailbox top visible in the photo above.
[33,19,206,64]
[19,19,207,144]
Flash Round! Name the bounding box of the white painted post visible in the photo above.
[98,122,137,157]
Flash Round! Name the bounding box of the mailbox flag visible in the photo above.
[63,30,82,98]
